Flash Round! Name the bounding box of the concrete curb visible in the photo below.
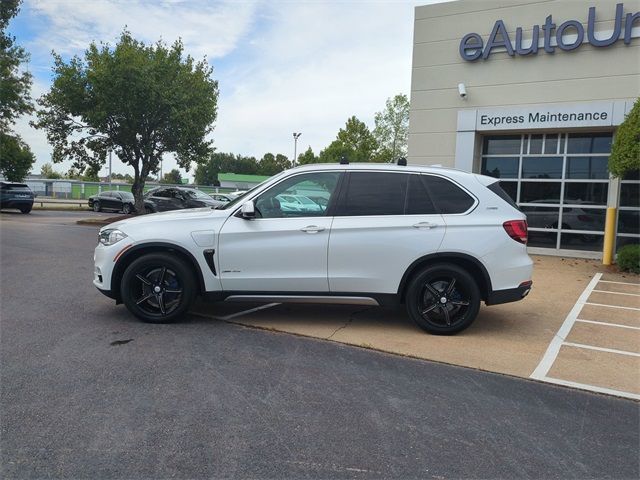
[76,216,124,227]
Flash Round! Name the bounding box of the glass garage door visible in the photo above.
[481,133,612,252]
[617,169,640,251]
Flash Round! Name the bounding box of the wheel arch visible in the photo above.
[110,242,206,302]
[398,253,492,302]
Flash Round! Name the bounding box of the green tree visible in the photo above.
[610,98,640,178]
[297,146,318,165]
[32,30,219,212]
[373,94,410,162]
[82,164,100,182]
[163,168,183,184]
[319,116,379,163]
[40,162,63,179]
[258,152,290,176]
[1,0,33,134]
[0,132,34,181]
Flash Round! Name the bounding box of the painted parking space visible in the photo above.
[530,273,640,400]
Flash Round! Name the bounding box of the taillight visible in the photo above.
[503,220,528,244]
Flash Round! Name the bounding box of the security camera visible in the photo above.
[458,83,467,98]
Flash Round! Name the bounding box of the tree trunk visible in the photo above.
[131,169,146,214]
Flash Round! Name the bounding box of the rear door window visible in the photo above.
[336,172,407,216]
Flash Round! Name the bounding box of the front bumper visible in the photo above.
[485,281,533,306]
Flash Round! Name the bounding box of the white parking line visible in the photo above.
[576,319,640,330]
[598,280,640,286]
[584,302,640,311]
[563,342,640,358]
[530,273,602,380]
[592,289,640,297]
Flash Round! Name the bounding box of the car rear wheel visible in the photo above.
[406,263,481,335]
[93,201,101,212]
[121,253,197,323]
[144,206,153,214]
[20,206,31,214]
[122,203,132,214]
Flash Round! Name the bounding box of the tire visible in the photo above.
[121,253,197,323]
[122,203,132,214]
[405,263,481,335]
[20,206,32,214]
[93,201,101,212]
[144,206,153,214]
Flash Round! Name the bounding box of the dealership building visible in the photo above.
[408,0,639,258]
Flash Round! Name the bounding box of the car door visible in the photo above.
[149,188,172,211]
[328,171,446,294]
[112,192,124,210]
[218,171,343,292]
[100,192,115,210]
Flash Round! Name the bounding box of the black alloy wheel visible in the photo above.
[122,203,132,214]
[93,201,101,212]
[406,264,480,335]
[121,253,197,323]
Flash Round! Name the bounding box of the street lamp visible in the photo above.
[292,132,302,167]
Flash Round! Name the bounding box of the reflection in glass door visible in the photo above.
[481,133,612,252]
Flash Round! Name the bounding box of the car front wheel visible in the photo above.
[122,203,132,214]
[121,253,197,323]
[406,263,481,335]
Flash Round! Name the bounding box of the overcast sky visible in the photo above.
[9,0,442,179]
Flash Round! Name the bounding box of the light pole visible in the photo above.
[108,149,112,187]
[292,132,301,167]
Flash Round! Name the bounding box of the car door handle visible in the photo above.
[300,225,325,233]
[413,222,438,229]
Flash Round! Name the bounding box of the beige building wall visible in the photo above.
[408,0,640,166]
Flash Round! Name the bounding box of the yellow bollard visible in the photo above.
[602,207,617,265]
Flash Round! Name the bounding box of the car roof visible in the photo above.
[288,162,473,176]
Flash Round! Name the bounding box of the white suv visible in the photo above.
[94,163,533,334]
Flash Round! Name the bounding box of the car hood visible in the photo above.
[101,207,231,232]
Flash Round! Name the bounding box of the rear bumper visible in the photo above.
[485,281,532,306]
[1,199,34,209]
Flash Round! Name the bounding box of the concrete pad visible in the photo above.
[595,282,640,295]
[548,345,640,395]
[567,322,640,354]
[579,304,640,327]
[587,291,640,309]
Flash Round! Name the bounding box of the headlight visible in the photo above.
[98,228,127,246]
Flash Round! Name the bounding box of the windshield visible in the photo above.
[220,172,286,210]
[184,189,212,200]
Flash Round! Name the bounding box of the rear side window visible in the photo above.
[336,172,407,216]
[423,175,475,214]
[3,183,30,191]
[488,181,519,210]
[406,174,437,214]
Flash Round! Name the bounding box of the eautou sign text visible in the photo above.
[460,3,639,61]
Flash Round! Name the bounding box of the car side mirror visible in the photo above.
[241,201,255,219]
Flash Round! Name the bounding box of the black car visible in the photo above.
[144,186,224,213]
[0,182,35,214]
[88,191,136,214]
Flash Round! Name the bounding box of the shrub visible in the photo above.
[609,98,640,178]
[617,244,640,274]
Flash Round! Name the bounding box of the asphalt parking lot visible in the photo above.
[1,210,639,479]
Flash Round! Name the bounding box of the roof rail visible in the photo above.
[339,156,349,165]
[397,157,407,166]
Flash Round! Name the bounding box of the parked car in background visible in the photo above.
[88,191,136,214]
[275,194,324,213]
[0,182,35,214]
[210,193,234,203]
[144,186,224,213]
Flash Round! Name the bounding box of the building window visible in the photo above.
[617,169,640,251]
[481,132,612,252]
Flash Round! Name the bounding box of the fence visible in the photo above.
[24,180,239,199]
